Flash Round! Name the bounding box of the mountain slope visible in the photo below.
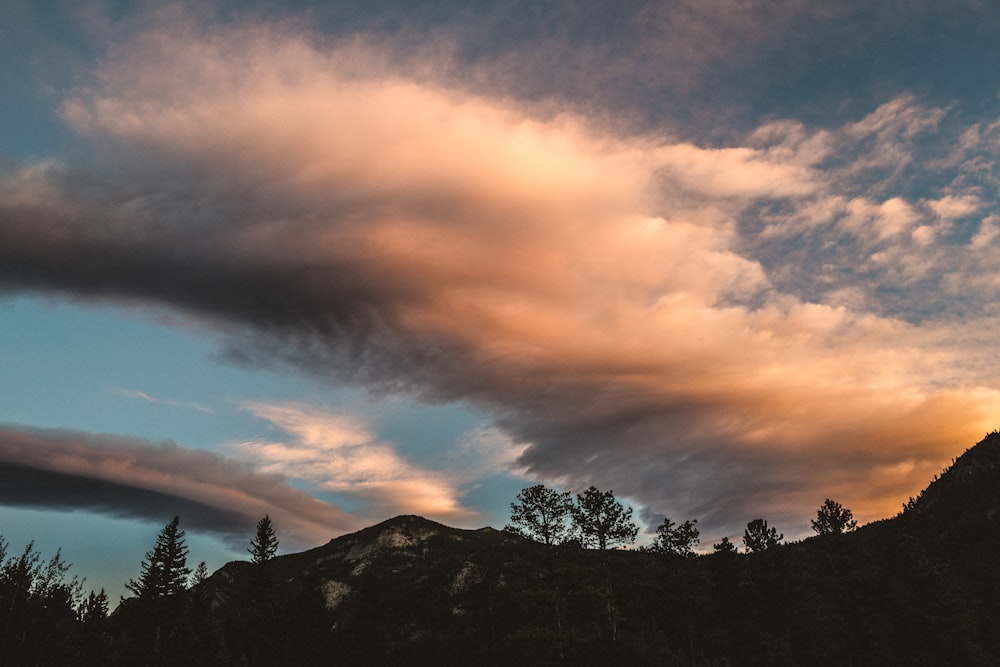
[110,434,1000,666]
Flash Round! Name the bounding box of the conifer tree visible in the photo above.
[126,516,191,600]
[712,536,738,554]
[571,487,638,642]
[650,517,700,556]
[505,484,575,547]
[0,539,82,664]
[190,561,209,587]
[80,588,109,624]
[249,515,279,564]
[743,518,783,553]
[811,499,858,535]
[572,486,638,551]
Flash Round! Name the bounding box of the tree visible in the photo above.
[249,515,280,564]
[712,536,738,554]
[649,517,700,556]
[572,487,639,551]
[743,518,783,553]
[571,487,638,642]
[126,516,191,600]
[505,485,575,547]
[79,588,109,624]
[190,561,209,587]
[0,538,82,665]
[78,588,111,662]
[811,499,858,535]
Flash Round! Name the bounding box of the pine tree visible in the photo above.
[79,588,111,662]
[572,487,638,551]
[80,588,109,624]
[126,516,191,600]
[743,518,783,553]
[650,517,700,556]
[249,515,279,564]
[190,561,209,587]
[505,484,575,547]
[571,487,638,642]
[712,536,738,554]
[811,499,858,535]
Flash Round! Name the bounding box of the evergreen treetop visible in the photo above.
[249,514,279,564]
[126,516,191,600]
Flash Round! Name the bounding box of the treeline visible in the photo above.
[0,487,862,664]
[497,484,865,658]
[505,483,859,554]
[0,514,280,665]
[0,462,994,665]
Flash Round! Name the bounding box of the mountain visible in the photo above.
[106,433,1000,666]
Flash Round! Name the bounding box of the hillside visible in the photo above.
[104,433,1000,666]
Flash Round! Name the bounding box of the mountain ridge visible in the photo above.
[108,432,1000,665]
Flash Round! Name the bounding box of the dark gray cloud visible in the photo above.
[0,461,249,538]
[0,424,364,548]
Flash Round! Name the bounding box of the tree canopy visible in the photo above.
[712,536,738,554]
[743,518,783,553]
[811,499,858,535]
[572,486,638,551]
[650,517,700,556]
[505,484,575,547]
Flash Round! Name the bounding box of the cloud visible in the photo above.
[228,402,478,522]
[0,423,365,548]
[2,15,1000,541]
[112,387,214,414]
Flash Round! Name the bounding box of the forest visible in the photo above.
[3,432,1000,665]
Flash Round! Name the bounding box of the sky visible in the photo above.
[4,0,1000,601]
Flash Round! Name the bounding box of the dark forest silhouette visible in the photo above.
[4,431,1000,665]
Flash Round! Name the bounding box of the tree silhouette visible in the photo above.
[80,588,109,624]
[571,487,638,643]
[649,517,700,556]
[190,561,209,587]
[79,588,111,662]
[249,515,280,564]
[572,487,638,551]
[712,536,738,554]
[0,538,81,664]
[743,518,783,553]
[811,499,858,535]
[126,516,191,600]
[505,484,575,547]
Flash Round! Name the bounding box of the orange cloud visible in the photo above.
[229,402,477,522]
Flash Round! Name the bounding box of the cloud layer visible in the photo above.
[3,13,1000,539]
[0,423,364,548]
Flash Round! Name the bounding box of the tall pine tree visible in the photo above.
[126,516,191,600]
[248,515,279,564]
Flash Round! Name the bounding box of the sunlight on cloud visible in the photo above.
[230,403,475,522]
[3,15,1000,538]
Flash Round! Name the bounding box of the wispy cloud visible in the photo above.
[229,402,478,522]
[1,14,1000,540]
[111,387,214,414]
[0,423,364,547]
